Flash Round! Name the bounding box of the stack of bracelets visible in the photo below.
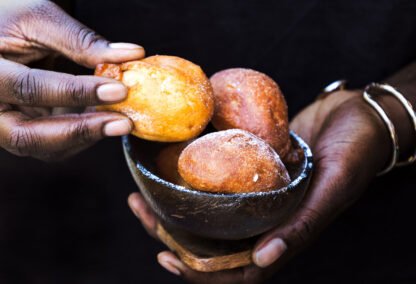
[320,80,416,176]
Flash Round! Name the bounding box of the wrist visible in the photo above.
[377,93,415,160]
[352,94,394,174]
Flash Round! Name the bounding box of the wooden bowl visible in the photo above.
[123,131,313,240]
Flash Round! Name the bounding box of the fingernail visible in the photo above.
[97,83,127,102]
[158,253,184,276]
[109,42,144,50]
[254,238,287,268]
[159,259,181,276]
[128,194,141,218]
[104,119,132,136]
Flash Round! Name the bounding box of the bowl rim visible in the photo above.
[122,131,313,198]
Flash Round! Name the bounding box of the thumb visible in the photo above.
[22,1,145,67]
[252,155,354,268]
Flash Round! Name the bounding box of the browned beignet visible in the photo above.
[178,129,290,194]
[210,68,291,160]
[95,55,214,142]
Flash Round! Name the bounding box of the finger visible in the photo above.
[0,59,128,107]
[157,251,260,284]
[128,192,158,239]
[157,251,183,276]
[21,1,145,67]
[0,110,132,158]
[16,106,51,118]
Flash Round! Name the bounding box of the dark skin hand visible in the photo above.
[128,89,397,283]
[0,0,145,161]
[127,49,416,281]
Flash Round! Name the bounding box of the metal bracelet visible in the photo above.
[367,83,416,166]
[363,84,400,176]
[317,79,347,100]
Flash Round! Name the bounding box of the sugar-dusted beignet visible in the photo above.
[210,68,291,160]
[178,129,290,194]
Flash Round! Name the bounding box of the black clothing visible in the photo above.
[1,1,416,283]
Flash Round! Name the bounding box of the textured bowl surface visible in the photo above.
[123,131,313,240]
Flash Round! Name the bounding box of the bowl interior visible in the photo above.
[123,130,312,198]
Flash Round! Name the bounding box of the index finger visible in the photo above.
[14,0,145,68]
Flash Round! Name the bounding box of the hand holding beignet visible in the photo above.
[95,55,214,142]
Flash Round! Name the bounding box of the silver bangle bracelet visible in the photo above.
[368,83,416,166]
[363,84,400,176]
[318,79,347,100]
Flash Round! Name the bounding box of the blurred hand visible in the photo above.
[128,90,391,283]
[0,0,145,160]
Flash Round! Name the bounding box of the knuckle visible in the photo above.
[67,117,95,145]
[65,24,106,66]
[58,77,92,105]
[70,25,102,54]
[12,70,43,105]
[7,126,38,157]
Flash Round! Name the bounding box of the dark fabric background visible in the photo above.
[1,0,416,283]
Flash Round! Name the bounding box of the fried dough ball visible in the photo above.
[178,129,290,194]
[95,55,214,142]
[210,68,291,160]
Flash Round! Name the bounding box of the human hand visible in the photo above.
[0,0,145,160]
[127,90,391,283]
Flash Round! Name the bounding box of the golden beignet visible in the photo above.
[178,129,290,194]
[210,68,291,160]
[95,55,214,142]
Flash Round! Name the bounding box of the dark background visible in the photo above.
[1,0,416,283]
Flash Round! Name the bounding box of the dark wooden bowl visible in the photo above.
[123,131,313,240]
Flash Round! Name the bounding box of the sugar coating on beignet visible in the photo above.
[178,129,290,194]
[95,55,214,142]
[210,68,291,160]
